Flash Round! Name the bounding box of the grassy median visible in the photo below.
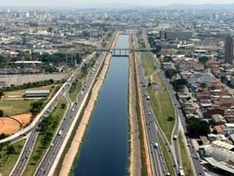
[142,53,175,143]
[23,97,67,176]
[158,135,175,176]
[179,132,194,176]
[69,57,96,102]
[0,139,26,176]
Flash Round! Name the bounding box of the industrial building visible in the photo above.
[199,141,234,175]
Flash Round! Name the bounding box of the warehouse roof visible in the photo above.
[25,90,50,94]
[211,140,234,150]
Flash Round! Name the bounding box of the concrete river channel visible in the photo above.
[73,34,130,176]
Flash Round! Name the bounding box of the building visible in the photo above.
[199,141,234,175]
[221,123,234,136]
[187,73,215,84]
[224,35,233,64]
[211,114,227,125]
[25,90,50,99]
[165,31,192,41]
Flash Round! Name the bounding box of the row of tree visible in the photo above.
[0,79,60,93]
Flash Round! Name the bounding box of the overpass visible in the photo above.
[54,47,156,57]
[95,47,155,57]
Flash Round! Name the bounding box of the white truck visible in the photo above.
[154,142,158,148]
[58,130,63,136]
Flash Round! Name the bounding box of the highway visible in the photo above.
[10,128,38,176]
[9,31,117,176]
[141,30,205,176]
[133,33,170,176]
[10,54,94,176]
[34,33,117,176]
[152,55,205,176]
[138,31,178,175]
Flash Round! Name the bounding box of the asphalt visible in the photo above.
[141,31,206,176]
[134,32,171,175]
[34,52,106,176]
[10,52,97,176]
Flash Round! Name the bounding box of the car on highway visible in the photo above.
[153,142,158,149]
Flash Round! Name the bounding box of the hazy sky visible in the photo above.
[0,0,233,7]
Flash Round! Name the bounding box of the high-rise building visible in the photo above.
[224,35,233,64]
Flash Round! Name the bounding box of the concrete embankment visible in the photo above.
[128,35,141,176]
[130,34,152,176]
[58,32,120,176]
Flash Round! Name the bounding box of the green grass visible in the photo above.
[179,132,194,176]
[69,57,97,102]
[158,135,175,176]
[0,139,26,176]
[142,53,175,143]
[141,53,155,77]
[69,80,82,102]
[23,97,67,176]
[0,84,60,116]
[0,100,33,116]
[148,88,175,142]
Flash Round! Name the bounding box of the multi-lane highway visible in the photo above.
[132,33,171,176]
[34,33,117,176]
[9,31,117,176]
[141,30,205,176]
[10,53,95,176]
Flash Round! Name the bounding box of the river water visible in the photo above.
[73,34,130,176]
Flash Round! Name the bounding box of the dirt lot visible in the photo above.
[0,113,32,135]
[0,73,69,87]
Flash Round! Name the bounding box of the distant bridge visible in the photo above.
[95,47,155,57]
[55,47,156,57]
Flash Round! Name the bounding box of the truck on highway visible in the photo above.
[58,130,63,136]
[146,96,150,100]
[178,167,185,176]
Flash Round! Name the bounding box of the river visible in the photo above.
[72,34,130,176]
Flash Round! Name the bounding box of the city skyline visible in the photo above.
[0,0,234,7]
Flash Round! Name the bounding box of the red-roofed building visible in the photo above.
[213,125,224,134]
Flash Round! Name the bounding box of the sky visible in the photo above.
[0,0,233,7]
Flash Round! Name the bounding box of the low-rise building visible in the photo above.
[25,90,50,99]
[211,114,227,125]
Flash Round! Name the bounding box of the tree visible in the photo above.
[0,134,8,140]
[30,101,44,116]
[221,76,228,84]
[60,103,66,109]
[164,56,173,62]
[165,69,178,79]
[198,56,209,65]
[172,79,188,92]
[167,116,174,121]
[6,145,16,154]
[200,83,206,88]
[187,117,210,137]
[0,109,4,117]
